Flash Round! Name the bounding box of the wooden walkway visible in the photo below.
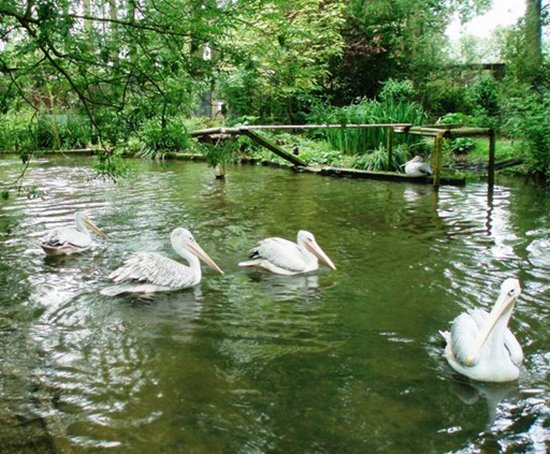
[191,123,496,189]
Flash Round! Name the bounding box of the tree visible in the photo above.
[524,0,543,84]
[216,0,346,123]
[325,0,494,104]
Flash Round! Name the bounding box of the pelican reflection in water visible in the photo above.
[239,230,336,275]
[101,228,224,296]
[40,211,106,256]
[440,278,523,382]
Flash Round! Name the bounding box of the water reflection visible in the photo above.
[447,378,518,431]
[244,272,323,303]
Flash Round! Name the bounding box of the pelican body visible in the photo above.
[101,228,224,296]
[239,230,336,275]
[402,156,433,177]
[40,211,106,256]
[441,278,523,382]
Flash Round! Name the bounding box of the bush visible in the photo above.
[447,138,476,155]
[137,116,192,153]
[0,111,38,154]
[505,90,550,179]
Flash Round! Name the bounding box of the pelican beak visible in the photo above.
[84,218,107,238]
[187,241,225,275]
[464,292,518,367]
[306,240,336,271]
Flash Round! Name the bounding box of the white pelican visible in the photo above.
[100,227,224,296]
[238,230,336,275]
[401,156,433,177]
[40,211,106,256]
[440,278,523,382]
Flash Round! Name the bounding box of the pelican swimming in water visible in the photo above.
[40,211,106,256]
[401,156,433,177]
[238,230,336,275]
[101,227,224,296]
[440,278,523,382]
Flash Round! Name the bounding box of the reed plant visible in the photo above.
[308,97,426,156]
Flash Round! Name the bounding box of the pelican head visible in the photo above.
[464,278,521,366]
[75,211,107,238]
[297,230,336,271]
[171,228,224,275]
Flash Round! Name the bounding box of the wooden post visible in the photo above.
[214,163,225,179]
[386,127,393,170]
[488,129,496,187]
[432,131,444,190]
[241,129,307,167]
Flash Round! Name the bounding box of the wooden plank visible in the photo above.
[241,129,307,167]
[297,166,465,186]
[190,126,241,137]
[432,132,444,190]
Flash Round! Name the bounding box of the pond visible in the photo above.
[0,155,548,453]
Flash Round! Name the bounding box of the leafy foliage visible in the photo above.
[217,0,346,124]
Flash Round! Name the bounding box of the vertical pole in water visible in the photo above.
[214,163,226,179]
[488,129,496,188]
[386,127,394,170]
[432,131,444,190]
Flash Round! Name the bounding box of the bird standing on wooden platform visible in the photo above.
[40,211,106,256]
[239,230,336,275]
[101,228,224,296]
[402,155,433,177]
[440,278,523,382]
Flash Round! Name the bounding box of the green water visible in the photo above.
[0,156,548,453]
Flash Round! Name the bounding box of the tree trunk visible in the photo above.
[524,0,542,84]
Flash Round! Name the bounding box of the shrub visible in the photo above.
[505,91,550,179]
[447,138,476,155]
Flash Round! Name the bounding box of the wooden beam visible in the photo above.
[240,123,412,131]
[432,131,445,190]
[386,127,393,170]
[241,129,307,167]
[447,127,492,138]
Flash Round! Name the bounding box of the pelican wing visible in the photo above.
[109,252,197,289]
[418,163,433,176]
[449,310,485,365]
[405,162,433,176]
[251,237,307,272]
[504,330,523,365]
[42,227,91,248]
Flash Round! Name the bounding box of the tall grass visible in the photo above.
[307,97,427,156]
[0,110,92,153]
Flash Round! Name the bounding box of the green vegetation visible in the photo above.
[0,0,548,194]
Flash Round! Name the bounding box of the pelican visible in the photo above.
[40,211,106,256]
[440,278,523,382]
[401,155,433,177]
[238,230,336,275]
[100,227,224,296]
